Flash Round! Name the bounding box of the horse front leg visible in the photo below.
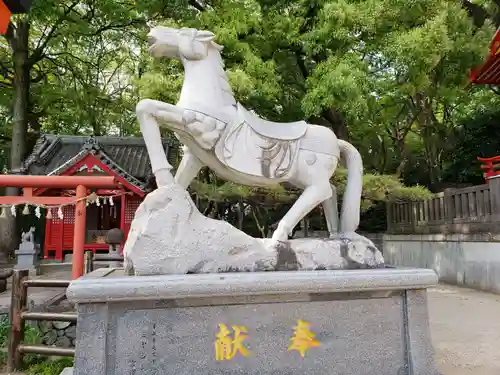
[136,99,185,187]
[175,146,204,189]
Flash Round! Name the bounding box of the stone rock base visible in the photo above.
[123,185,384,275]
[123,184,276,275]
[271,234,384,271]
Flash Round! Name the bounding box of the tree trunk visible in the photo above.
[250,205,266,238]
[394,135,409,177]
[323,108,348,140]
[0,19,30,262]
[461,0,500,28]
[237,198,244,230]
[415,93,442,189]
[11,20,30,173]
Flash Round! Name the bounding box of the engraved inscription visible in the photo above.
[288,320,320,358]
[214,323,250,360]
[152,322,157,365]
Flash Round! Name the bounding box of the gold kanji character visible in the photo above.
[288,319,320,358]
[214,323,250,360]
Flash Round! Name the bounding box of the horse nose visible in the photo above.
[147,35,156,46]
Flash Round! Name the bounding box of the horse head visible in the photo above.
[147,26,223,61]
[146,26,235,152]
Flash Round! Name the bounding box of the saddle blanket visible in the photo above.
[214,120,302,179]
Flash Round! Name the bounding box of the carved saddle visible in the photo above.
[236,104,308,141]
[214,104,306,180]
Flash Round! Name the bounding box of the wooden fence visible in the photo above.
[387,182,500,234]
[8,270,75,371]
[8,254,125,371]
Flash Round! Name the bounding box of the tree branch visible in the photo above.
[0,59,13,78]
[188,0,206,12]
[28,1,81,67]
[0,81,13,89]
[87,19,144,37]
[3,22,15,45]
[461,0,490,28]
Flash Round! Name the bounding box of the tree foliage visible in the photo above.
[137,0,496,188]
[443,104,500,184]
[0,0,497,244]
[190,168,432,236]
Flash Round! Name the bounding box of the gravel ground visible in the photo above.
[428,284,500,375]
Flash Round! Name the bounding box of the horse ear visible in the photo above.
[196,30,215,42]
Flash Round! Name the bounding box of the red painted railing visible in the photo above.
[478,156,500,180]
[0,175,119,279]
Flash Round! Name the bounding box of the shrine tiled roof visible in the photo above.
[470,28,500,85]
[23,134,179,191]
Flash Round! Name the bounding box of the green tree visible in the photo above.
[443,102,500,184]
[0,0,493,251]
[0,0,195,258]
[139,0,493,183]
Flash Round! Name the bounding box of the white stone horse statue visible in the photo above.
[136,26,364,243]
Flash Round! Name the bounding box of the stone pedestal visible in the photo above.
[15,241,40,276]
[65,268,441,375]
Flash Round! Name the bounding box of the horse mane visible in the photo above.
[207,42,236,108]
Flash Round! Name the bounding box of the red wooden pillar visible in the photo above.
[0,175,119,277]
[120,191,126,253]
[43,212,51,260]
[57,214,63,261]
[120,191,126,233]
[72,185,87,279]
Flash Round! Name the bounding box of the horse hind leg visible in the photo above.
[322,184,338,237]
[271,140,338,243]
[272,181,333,243]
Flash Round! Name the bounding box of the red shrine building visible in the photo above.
[23,134,177,261]
[469,27,500,180]
[470,27,500,85]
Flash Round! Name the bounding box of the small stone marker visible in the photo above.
[15,226,40,275]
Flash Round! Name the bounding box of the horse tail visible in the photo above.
[338,139,363,233]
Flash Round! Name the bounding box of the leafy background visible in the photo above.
[0,0,499,249]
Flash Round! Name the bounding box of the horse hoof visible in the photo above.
[271,229,288,244]
[263,238,281,251]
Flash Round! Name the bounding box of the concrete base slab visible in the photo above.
[67,268,441,375]
[59,368,73,375]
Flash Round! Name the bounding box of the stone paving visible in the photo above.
[428,285,500,375]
